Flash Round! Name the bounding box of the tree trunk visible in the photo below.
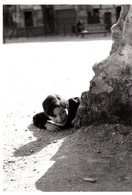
[73,5,132,128]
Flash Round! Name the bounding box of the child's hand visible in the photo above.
[45,122,61,131]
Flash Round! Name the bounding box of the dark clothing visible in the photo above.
[33,97,80,129]
[33,112,49,129]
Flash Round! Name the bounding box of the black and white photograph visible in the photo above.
[1,0,132,192]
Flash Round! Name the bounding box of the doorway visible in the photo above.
[104,12,112,31]
[24,11,33,27]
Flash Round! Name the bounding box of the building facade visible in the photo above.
[3,5,121,38]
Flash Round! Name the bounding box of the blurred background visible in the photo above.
[3,4,121,43]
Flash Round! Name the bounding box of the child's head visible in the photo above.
[42,94,69,126]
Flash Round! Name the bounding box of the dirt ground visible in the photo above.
[2,36,132,192]
[3,118,132,191]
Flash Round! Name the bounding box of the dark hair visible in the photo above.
[42,94,68,116]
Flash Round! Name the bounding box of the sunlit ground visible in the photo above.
[2,35,112,114]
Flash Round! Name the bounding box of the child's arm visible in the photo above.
[45,121,61,131]
[33,112,61,131]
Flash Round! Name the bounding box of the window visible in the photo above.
[88,9,100,24]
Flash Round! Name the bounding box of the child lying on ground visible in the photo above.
[33,94,80,131]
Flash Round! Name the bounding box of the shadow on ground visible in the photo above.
[13,123,132,191]
[35,124,132,191]
[14,123,74,157]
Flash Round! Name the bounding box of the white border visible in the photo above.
[1,0,132,5]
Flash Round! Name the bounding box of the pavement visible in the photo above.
[4,33,111,44]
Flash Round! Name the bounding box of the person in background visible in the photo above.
[77,20,82,33]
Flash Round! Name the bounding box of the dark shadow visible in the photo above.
[35,128,91,192]
[14,123,75,157]
[35,124,132,191]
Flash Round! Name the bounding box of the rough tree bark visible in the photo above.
[73,5,132,128]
